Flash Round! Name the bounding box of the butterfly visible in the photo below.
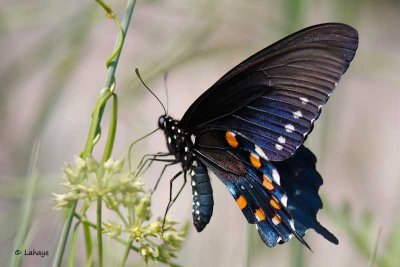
[153,23,358,247]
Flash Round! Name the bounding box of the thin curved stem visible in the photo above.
[101,93,118,163]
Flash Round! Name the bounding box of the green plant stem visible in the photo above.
[102,0,136,89]
[121,237,134,266]
[290,240,305,267]
[53,1,137,266]
[53,201,77,267]
[101,94,118,163]
[10,141,40,267]
[82,217,93,267]
[67,223,81,267]
[96,198,103,267]
[245,225,254,267]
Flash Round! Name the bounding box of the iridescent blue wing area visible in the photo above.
[194,130,337,247]
[180,23,358,161]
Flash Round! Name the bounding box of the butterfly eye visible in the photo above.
[158,115,166,129]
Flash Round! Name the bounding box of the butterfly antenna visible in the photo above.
[128,127,160,171]
[135,68,167,115]
[163,72,170,115]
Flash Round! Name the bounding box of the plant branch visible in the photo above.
[53,1,137,266]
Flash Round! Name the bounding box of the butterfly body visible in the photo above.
[158,115,194,171]
[157,23,358,247]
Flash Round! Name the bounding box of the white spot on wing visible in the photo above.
[194,191,198,196]
[255,145,269,160]
[191,134,196,144]
[289,220,295,230]
[272,169,281,185]
[275,143,283,150]
[278,136,286,144]
[167,136,172,144]
[293,110,303,119]
[285,124,295,133]
[191,180,196,186]
[300,97,309,104]
[280,195,288,207]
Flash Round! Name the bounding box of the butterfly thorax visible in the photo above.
[158,115,194,170]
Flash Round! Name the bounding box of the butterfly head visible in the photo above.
[158,115,194,170]
[158,115,167,130]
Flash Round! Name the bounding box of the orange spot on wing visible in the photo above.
[272,214,282,225]
[269,198,281,210]
[226,131,239,148]
[262,175,274,190]
[250,153,261,168]
[236,195,247,209]
[255,208,266,221]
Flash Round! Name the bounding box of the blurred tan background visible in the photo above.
[1,0,400,266]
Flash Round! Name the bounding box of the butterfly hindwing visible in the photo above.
[274,146,338,244]
[194,130,337,247]
[195,134,306,247]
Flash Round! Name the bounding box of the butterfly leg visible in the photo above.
[135,153,174,176]
[162,170,185,229]
[151,161,179,194]
[136,152,171,173]
[170,171,187,205]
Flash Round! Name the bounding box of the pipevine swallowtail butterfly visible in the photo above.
[150,23,358,247]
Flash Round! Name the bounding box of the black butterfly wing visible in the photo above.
[180,23,358,161]
[194,130,336,246]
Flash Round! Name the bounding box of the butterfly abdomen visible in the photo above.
[191,161,214,232]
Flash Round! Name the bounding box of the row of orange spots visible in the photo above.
[254,208,282,225]
[249,153,262,168]
[236,195,247,209]
[225,131,239,148]
[262,175,274,190]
